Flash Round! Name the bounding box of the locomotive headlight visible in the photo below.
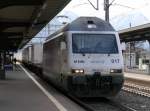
[87,24,97,29]
[72,69,84,74]
[110,69,122,73]
[75,69,80,73]
[110,69,115,73]
[79,70,84,73]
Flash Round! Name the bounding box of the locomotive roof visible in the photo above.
[46,17,115,40]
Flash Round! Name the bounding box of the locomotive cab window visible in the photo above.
[60,41,67,50]
[59,35,67,50]
[72,34,118,54]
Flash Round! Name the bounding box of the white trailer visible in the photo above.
[31,43,43,65]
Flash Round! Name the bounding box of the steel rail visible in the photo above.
[67,96,137,111]
[123,82,150,98]
[103,98,137,111]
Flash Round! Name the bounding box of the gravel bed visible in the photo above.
[88,102,120,111]
[113,90,150,111]
[81,90,150,111]
[82,98,121,111]
[125,79,150,88]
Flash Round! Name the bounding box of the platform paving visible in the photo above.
[124,72,150,82]
[0,65,59,111]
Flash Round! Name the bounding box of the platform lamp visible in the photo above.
[56,15,71,25]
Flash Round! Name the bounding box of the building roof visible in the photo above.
[119,23,150,42]
[0,0,70,51]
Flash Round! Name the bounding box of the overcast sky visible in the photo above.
[61,0,150,20]
[32,0,150,48]
[35,0,150,37]
[62,0,150,49]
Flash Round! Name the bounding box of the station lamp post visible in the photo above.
[104,0,110,22]
[74,0,112,22]
[87,0,110,22]
[56,15,71,24]
[88,0,114,22]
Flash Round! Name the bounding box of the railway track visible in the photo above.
[105,99,137,111]
[68,95,137,111]
[123,82,150,98]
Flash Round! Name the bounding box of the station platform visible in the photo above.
[124,72,150,82]
[0,65,61,111]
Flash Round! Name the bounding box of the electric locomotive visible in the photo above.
[42,17,124,97]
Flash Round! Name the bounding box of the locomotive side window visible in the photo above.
[60,41,66,50]
[72,34,118,54]
[59,35,67,50]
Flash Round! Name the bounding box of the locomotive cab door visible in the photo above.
[60,35,68,83]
